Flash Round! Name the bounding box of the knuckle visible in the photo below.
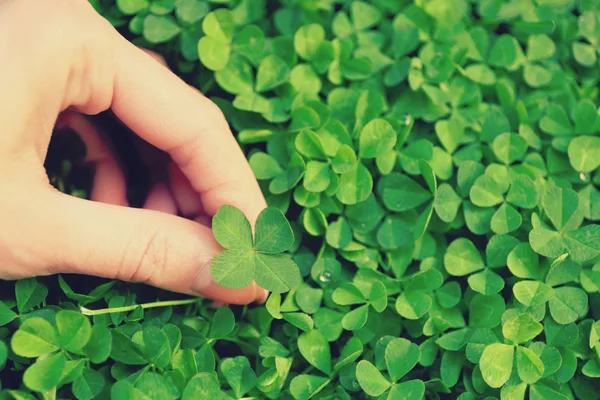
[125,230,172,286]
[205,100,228,127]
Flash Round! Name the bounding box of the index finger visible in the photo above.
[110,37,266,223]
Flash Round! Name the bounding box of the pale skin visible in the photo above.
[0,0,269,305]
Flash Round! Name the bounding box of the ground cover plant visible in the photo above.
[2,0,600,398]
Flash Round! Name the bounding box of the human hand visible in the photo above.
[0,0,268,305]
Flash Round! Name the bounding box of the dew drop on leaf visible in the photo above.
[319,271,333,283]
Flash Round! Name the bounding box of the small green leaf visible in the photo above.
[491,203,522,234]
[85,324,112,364]
[215,55,254,95]
[254,207,294,252]
[11,317,59,358]
[548,287,588,324]
[488,34,522,69]
[133,326,171,369]
[202,9,234,43]
[380,173,431,211]
[290,106,321,132]
[0,340,7,370]
[573,42,597,66]
[479,343,514,388]
[211,248,255,289]
[359,118,397,159]
[220,357,257,398]
[564,225,600,263]
[516,346,544,384]
[256,55,290,92]
[249,152,283,180]
[0,301,17,326]
[233,25,265,64]
[298,330,331,374]
[368,281,387,313]
[539,104,573,136]
[470,175,504,207]
[56,311,92,355]
[341,304,369,331]
[492,133,527,165]
[334,336,363,372]
[23,352,66,393]
[336,163,373,205]
[175,0,209,24]
[332,144,358,174]
[295,130,327,159]
[117,0,148,14]
[567,136,600,173]
[513,281,554,307]
[289,375,330,400]
[435,184,462,222]
[181,372,222,399]
[282,312,314,332]
[356,360,390,396]
[506,175,539,209]
[326,217,352,249]
[303,161,330,193]
[507,243,540,279]
[502,313,543,344]
[464,64,496,85]
[546,255,581,287]
[197,36,231,71]
[395,291,432,320]
[332,283,366,305]
[254,253,301,293]
[435,118,464,154]
[144,15,181,44]
[350,0,382,30]
[468,269,505,295]
[444,238,484,276]
[294,24,325,61]
[527,34,556,61]
[385,338,420,382]
[72,369,105,400]
[389,379,425,399]
[376,216,411,250]
[208,307,235,339]
[16,278,48,314]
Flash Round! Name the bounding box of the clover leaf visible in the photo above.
[211,205,301,293]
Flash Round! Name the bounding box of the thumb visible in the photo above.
[24,188,267,305]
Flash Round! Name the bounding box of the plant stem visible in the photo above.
[80,298,201,316]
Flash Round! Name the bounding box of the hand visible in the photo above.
[0,0,268,305]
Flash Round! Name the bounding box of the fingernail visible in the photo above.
[256,287,269,304]
[191,260,213,294]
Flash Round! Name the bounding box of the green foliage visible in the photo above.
[3,0,600,399]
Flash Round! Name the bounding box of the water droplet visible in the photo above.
[404,114,412,125]
[580,172,589,182]
[352,380,359,389]
[319,271,332,283]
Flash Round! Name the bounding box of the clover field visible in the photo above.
[2,0,600,399]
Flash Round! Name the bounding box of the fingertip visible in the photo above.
[255,286,269,305]
[143,182,178,214]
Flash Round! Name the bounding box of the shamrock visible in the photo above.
[211,205,301,293]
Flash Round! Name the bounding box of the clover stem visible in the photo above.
[80,298,201,316]
[316,240,327,262]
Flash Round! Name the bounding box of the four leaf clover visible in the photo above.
[211,205,301,293]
